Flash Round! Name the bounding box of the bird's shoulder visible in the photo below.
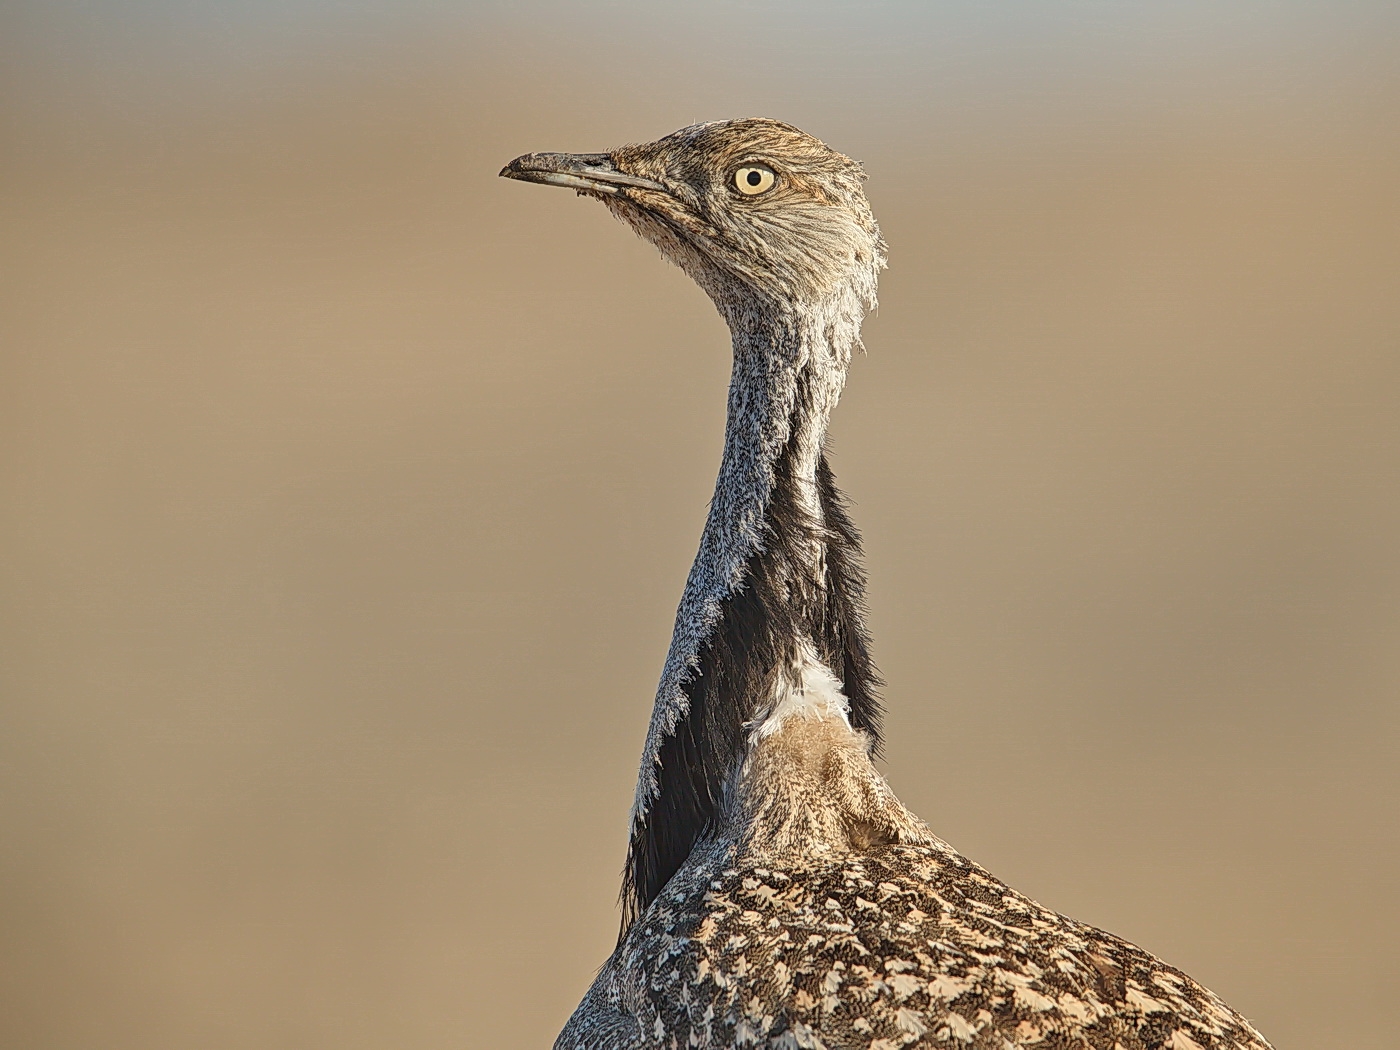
[560,842,1271,1050]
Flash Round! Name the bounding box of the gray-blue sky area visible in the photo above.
[7,0,1398,126]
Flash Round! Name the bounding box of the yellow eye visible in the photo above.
[733,165,776,196]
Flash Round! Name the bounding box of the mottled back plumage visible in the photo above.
[501,119,1273,1050]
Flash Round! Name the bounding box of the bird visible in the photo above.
[501,119,1274,1050]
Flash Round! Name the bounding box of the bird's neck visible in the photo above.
[623,295,883,931]
[707,307,849,602]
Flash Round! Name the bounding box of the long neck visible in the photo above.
[621,298,882,933]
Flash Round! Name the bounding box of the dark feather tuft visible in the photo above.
[619,410,881,935]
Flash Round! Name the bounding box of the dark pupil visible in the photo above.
[746,170,763,186]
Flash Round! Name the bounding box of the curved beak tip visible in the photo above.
[499,155,534,180]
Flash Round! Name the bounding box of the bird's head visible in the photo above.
[500,118,885,326]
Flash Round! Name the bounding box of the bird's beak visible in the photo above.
[499,152,668,197]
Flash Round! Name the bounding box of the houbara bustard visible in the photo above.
[502,119,1273,1050]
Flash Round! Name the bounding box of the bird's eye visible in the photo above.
[733,165,776,196]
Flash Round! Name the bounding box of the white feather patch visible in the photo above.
[751,644,851,741]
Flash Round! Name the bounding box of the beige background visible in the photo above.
[2,4,1397,1048]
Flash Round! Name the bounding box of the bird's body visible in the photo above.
[502,119,1272,1050]
[572,826,1270,1050]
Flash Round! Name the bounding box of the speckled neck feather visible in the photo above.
[622,292,883,931]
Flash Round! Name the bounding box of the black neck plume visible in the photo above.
[619,406,882,936]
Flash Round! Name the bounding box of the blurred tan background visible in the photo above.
[2,3,1398,1048]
